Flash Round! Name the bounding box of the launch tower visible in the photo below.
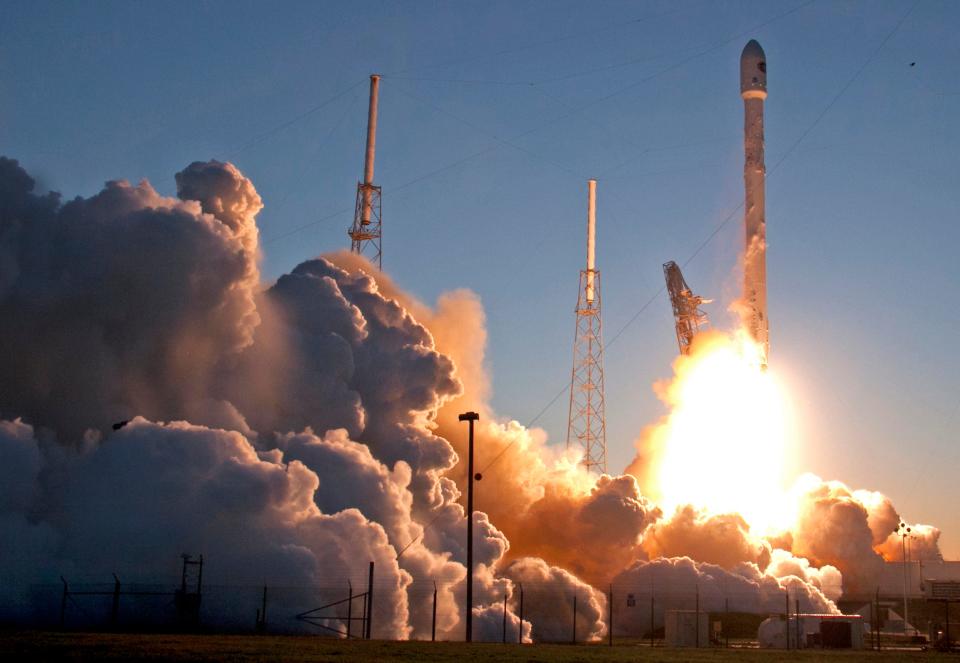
[565,180,607,474]
[348,74,383,269]
[663,261,711,355]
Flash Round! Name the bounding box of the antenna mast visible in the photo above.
[348,74,383,269]
[566,179,607,473]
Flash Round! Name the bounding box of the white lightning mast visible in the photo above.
[348,74,383,269]
[566,179,607,473]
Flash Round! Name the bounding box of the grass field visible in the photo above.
[2,631,959,662]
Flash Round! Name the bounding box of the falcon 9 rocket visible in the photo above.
[740,39,769,367]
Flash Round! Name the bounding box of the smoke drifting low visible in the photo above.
[0,157,941,638]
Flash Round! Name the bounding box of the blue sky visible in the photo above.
[2,0,958,555]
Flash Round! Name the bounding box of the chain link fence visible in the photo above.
[23,567,953,651]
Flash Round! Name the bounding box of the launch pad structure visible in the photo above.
[663,261,711,356]
[348,74,383,269]
[566,179,607,474]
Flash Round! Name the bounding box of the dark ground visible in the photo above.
[2,631,959,662]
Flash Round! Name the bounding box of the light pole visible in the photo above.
[898,522,912,636]
[459,411,480,642]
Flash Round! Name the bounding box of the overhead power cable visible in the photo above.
[262,143,500,246]
[391,85,587,179]
[383,8,683,77]
[378,0,814,196]
[227,79,367,158]
[265,2,817,248]
[387,0,815,157]
[265,90,361,216]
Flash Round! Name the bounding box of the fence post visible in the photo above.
[725,597,729,647]
[111,573,121,626]
[361,591,368,638]
[795,598,801,648]
[608,584,613,647]
[785,590,790,650]
[572,594,577,644]
[346,581,353,639]
[695,585,700,648]
[945,599,951,652]
[502,592,507,643]
[60,577,68,629]
[650,594,654,648]
[518,583,524,644]
[431,582,437,642]
[365,561,375,640]
[875,587,881,651]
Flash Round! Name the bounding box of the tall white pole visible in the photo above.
[362,74,380,224]
[899,524,911,635]
[586,179,597,304]
[740,40,769,366]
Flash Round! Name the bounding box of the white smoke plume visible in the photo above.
[610,556,839,638]
[0,416,414,636]
[472,601,530,643]
[641,506,770,570]
[0,157,262,438]
[0,156,943,641]
[501,557,607,643]
[0,418,59,619]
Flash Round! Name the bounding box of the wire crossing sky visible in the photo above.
[1,0,958,554]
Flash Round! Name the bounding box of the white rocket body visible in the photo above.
[741,40,769,366]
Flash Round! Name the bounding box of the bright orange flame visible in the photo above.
[643,329,794,533]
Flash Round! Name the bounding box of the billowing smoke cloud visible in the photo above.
[786,475,885,595]
[501,557,607,642]
[853,486,943,563]
[0,156,529,638]
[0,416,413,636]
[778,474,942,595]
[610,556,838,638]
[0,157,261,438]
[876,523,942,563]
[765,549,843,602]
[0,156,942,641]
[472,601,530,643]
[0,419,59,618]
[641,506,770,570]
[419,294,661,588]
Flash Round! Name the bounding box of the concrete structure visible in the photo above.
[665,609,709,647]
[740,39,769,367]
[758,614,865,649]
[875,560,960,599]
[565,179,607,473]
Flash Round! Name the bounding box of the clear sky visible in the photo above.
[2,1,958,555]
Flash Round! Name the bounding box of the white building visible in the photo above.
[758,614,865,649]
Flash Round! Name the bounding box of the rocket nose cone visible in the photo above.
[741,39,765,61]
[740,39,767,98]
